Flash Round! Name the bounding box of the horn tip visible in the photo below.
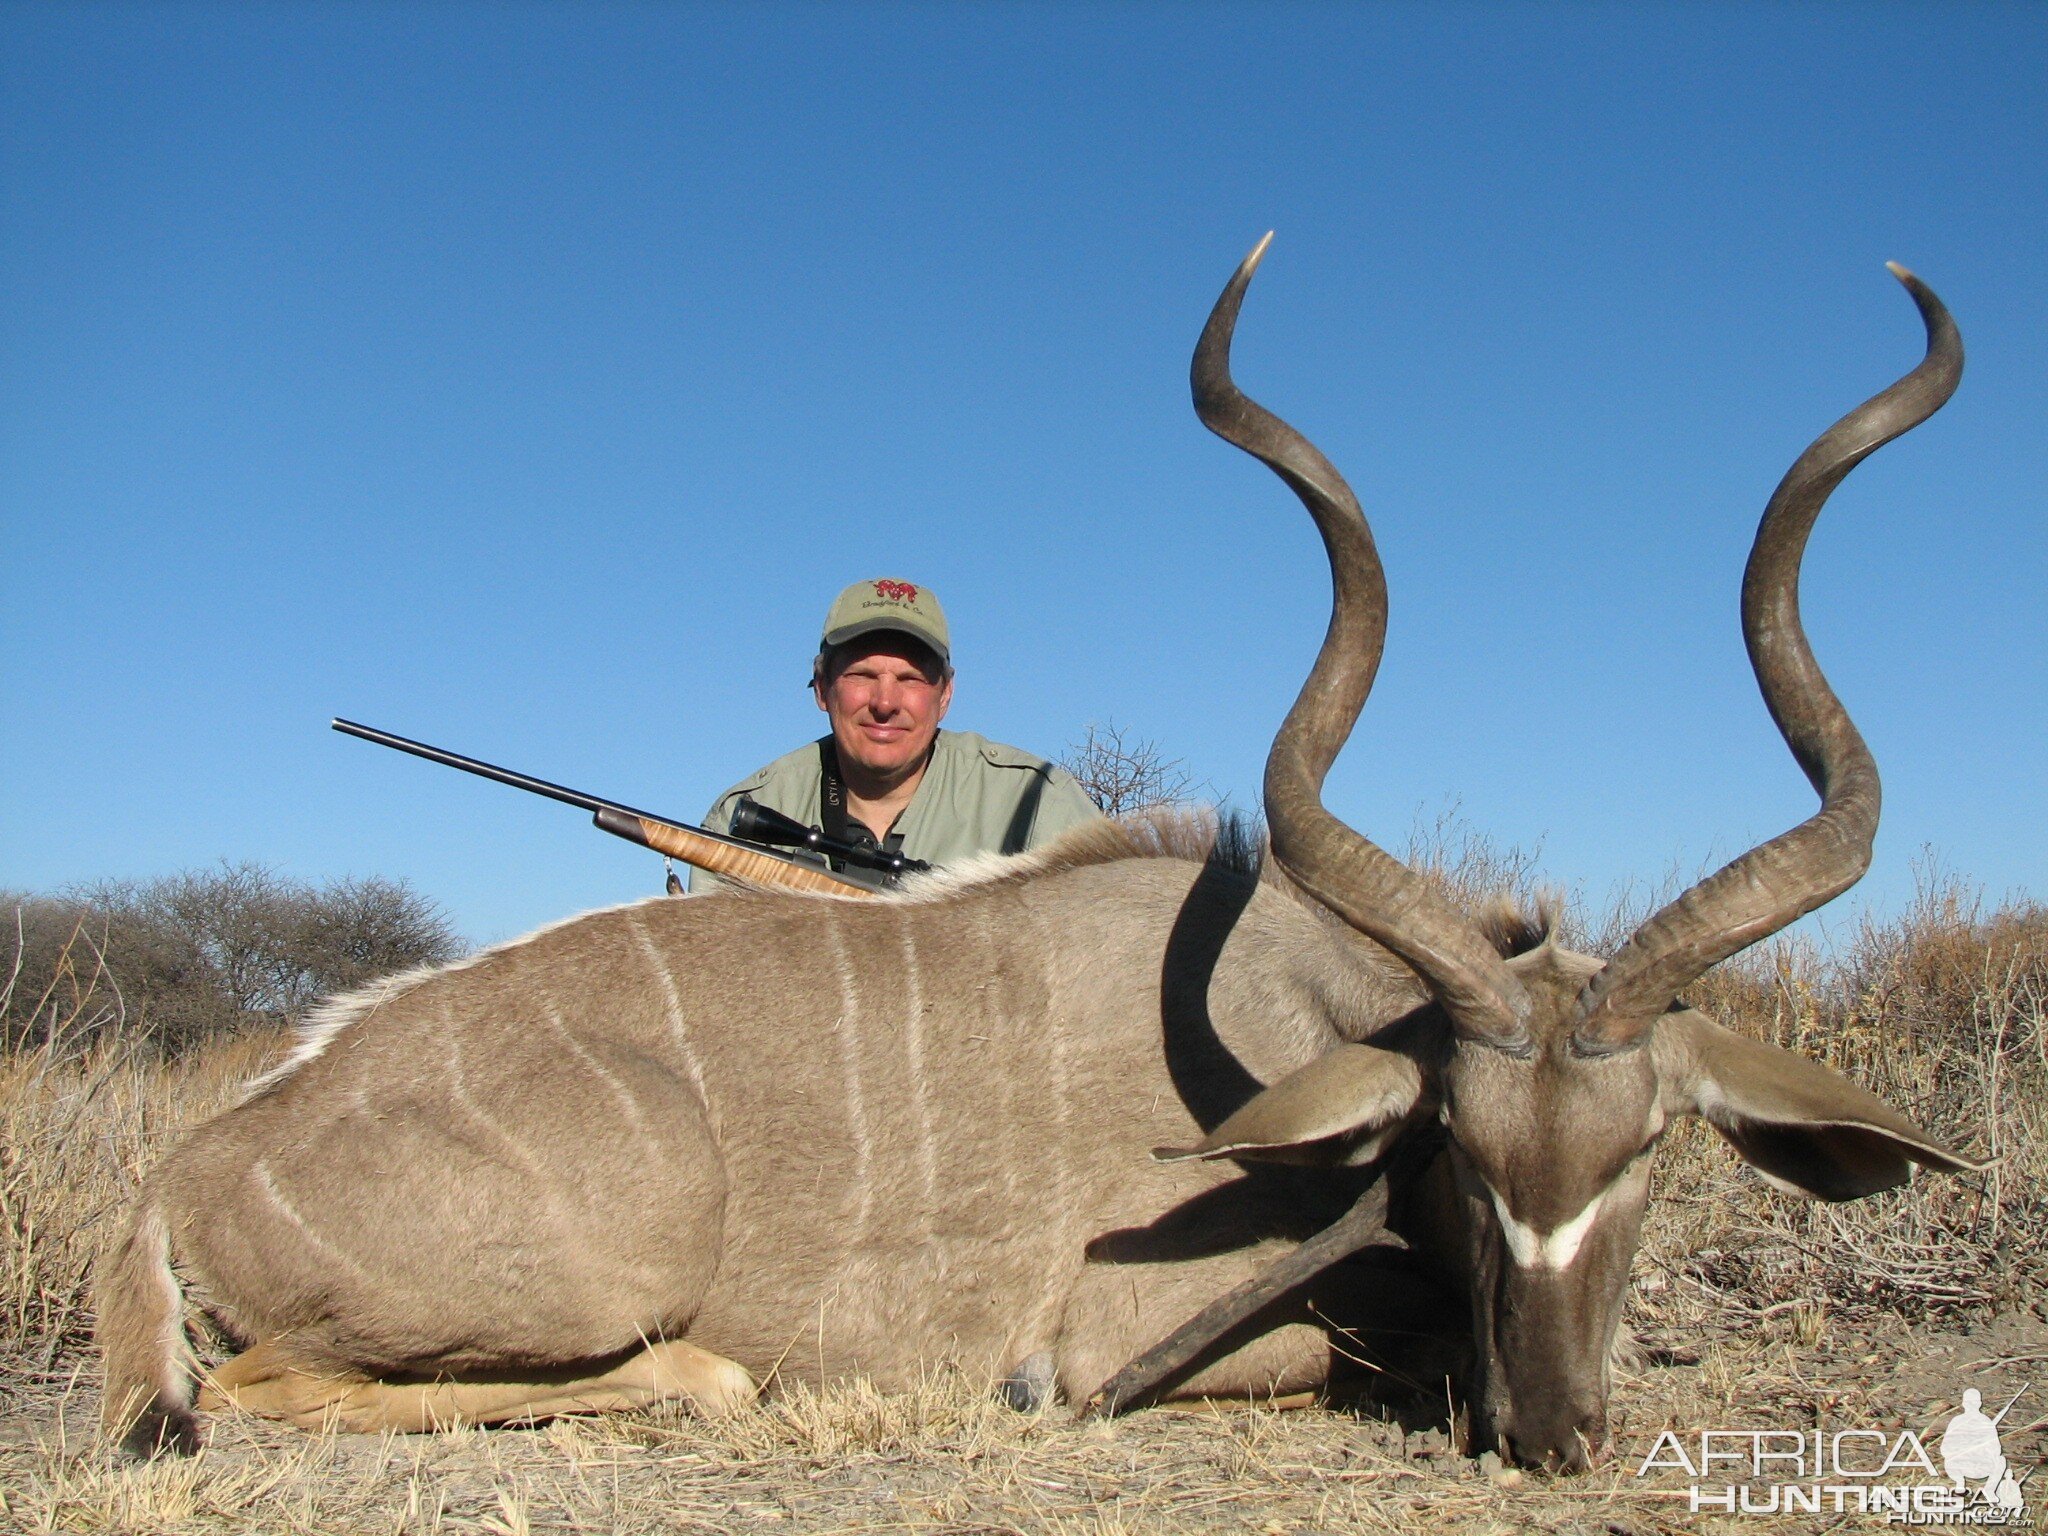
[1243,231,1275,273]
[1884,260,1919,288]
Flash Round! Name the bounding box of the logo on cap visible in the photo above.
[873,579,920,603]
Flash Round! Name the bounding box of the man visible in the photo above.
[691,578,1101,890]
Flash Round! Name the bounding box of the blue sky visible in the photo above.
[3,3,2041,946]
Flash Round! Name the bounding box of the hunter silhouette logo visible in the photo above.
[1635,1383,2031,1523]
[1940,1389,2028,1517]
[872,579,919,603]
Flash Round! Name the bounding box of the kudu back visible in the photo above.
[100,243,1975,1470]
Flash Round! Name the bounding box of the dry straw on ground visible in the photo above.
[2,864,2042,1534]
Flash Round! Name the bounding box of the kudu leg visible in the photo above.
[198,1337,756,1434]
[1082,1183,1398,1418]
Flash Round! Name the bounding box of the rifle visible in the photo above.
[331,720,928,896]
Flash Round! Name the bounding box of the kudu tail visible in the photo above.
[95,1202,200,1457]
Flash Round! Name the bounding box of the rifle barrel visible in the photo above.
[333,719,671,826]
[330,717,885,895]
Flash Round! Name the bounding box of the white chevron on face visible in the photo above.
[1487,1183,1611,1272]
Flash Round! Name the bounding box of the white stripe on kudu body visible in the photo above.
[540,999,655,1147]
[241,894,676,1105]
[823,916,876,1240]
[625,909,711,1115]
[253,1161,371,1280]
[894,916,939,1219]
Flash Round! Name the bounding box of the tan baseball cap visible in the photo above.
[820,578,951,666]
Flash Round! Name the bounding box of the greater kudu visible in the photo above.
[100,241,1973,1471]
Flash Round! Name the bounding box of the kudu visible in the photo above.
[100,241,1973,1472]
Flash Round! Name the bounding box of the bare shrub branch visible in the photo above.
[1060,723,1200,818]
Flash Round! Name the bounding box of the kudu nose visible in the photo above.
[1500,1413,1607,1474]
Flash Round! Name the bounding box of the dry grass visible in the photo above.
[1,871,2042,1534]
[1637,875,2047,1330]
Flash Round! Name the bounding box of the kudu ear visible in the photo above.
[1152,1045,1426,1168]
[1655,1010,1981,1200]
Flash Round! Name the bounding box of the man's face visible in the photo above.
[814,637,954,783]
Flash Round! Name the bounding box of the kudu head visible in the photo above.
[1155,237,1976,1471]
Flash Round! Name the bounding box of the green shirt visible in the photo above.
[691,729,1102,892]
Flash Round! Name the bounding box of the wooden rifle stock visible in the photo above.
[587,806,875,896]
[332,719,879,898]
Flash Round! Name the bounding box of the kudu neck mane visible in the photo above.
[895,810,1562,962]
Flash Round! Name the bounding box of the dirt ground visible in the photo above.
[4,1303,2040,1536]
